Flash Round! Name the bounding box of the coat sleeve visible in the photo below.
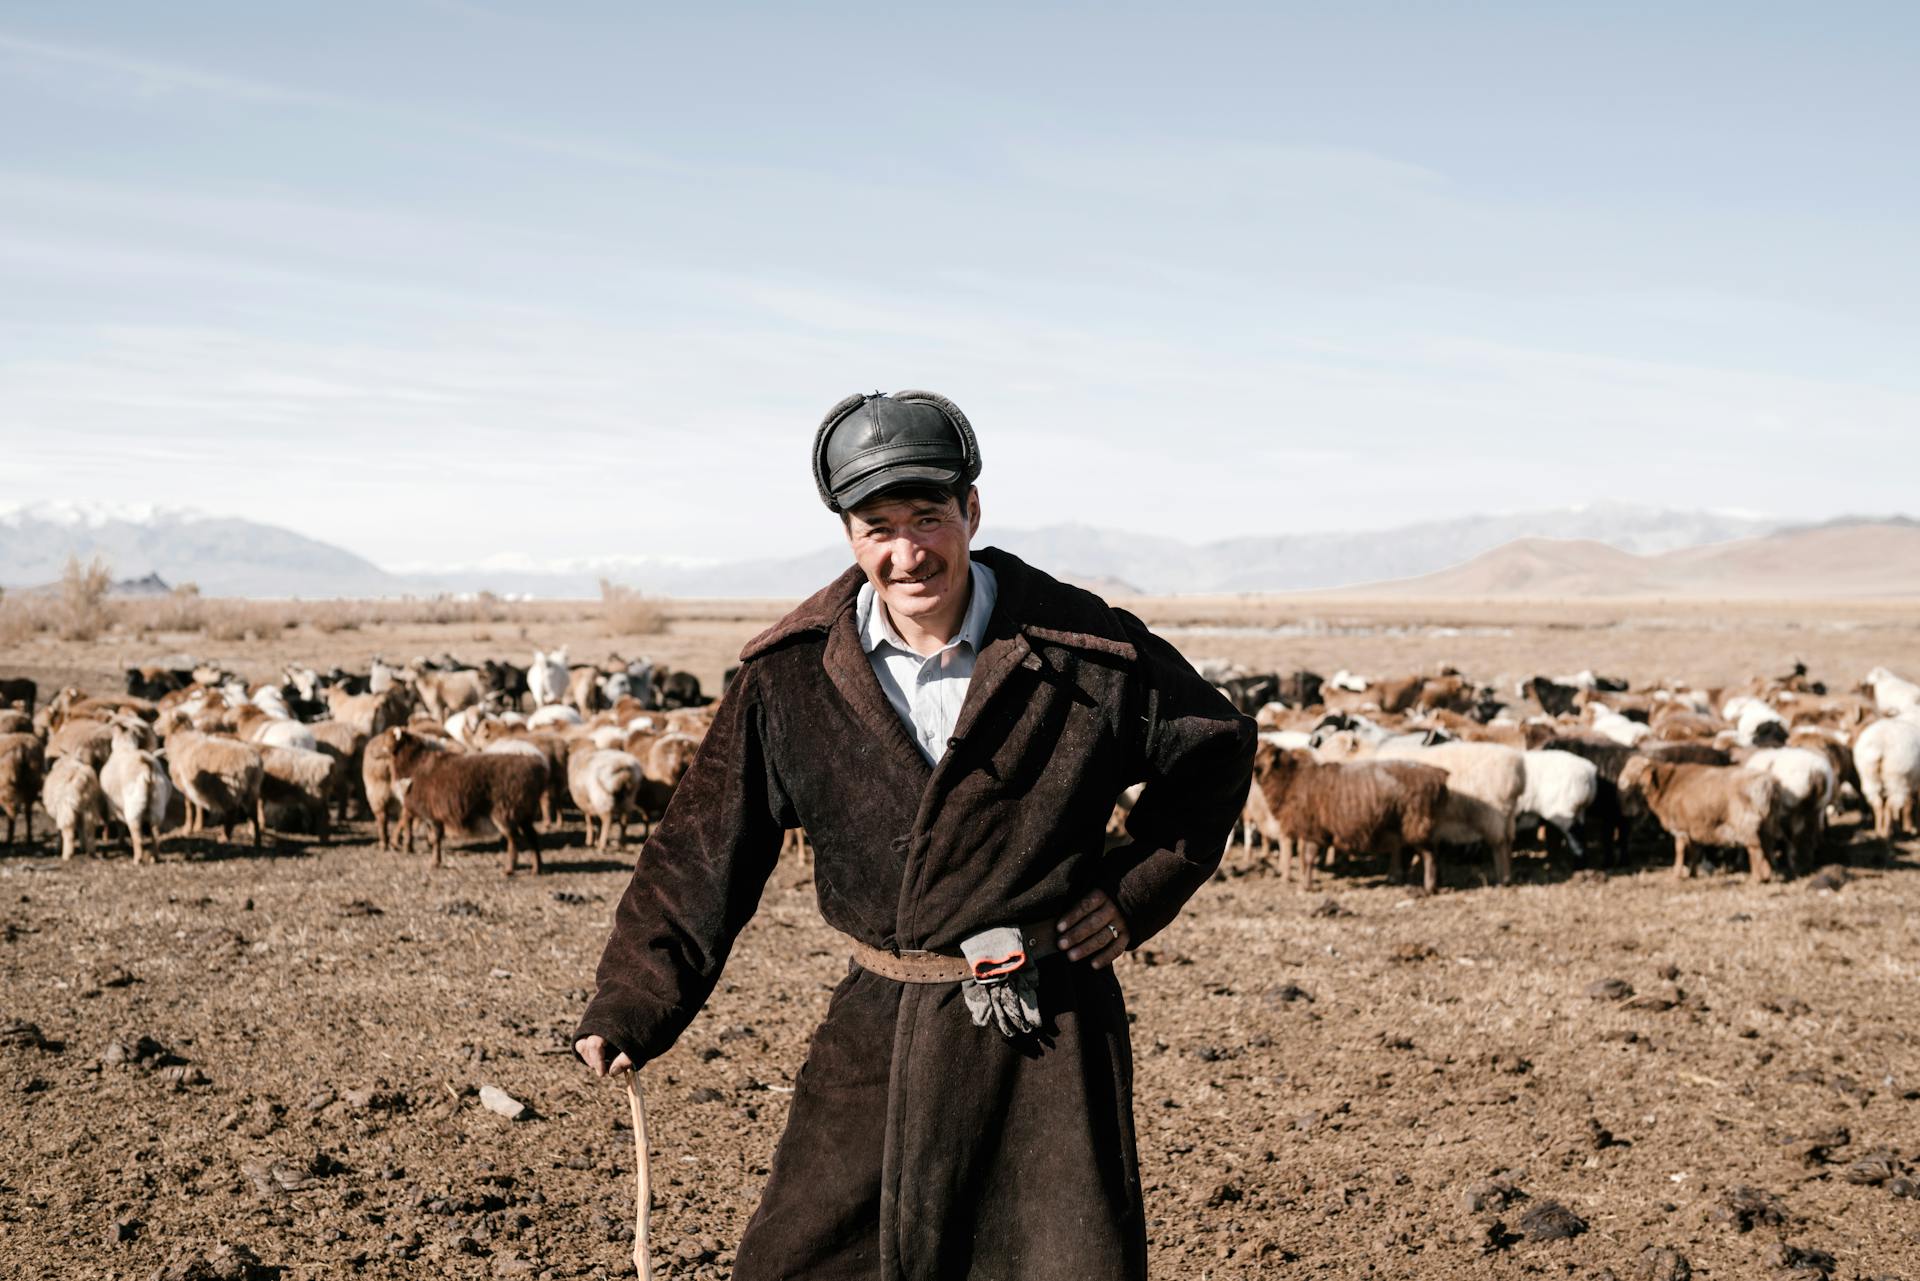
[1100,612,1256,946]
[574,661,794,1066]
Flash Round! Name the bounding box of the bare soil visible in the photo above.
[4,595,1919,1279]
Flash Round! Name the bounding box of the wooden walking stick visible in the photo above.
[626,1072,653,1279]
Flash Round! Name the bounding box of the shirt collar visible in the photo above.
[857,558,998,658]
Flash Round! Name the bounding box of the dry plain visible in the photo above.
[3,587,1919,1280]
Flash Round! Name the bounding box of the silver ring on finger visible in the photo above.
[1106,923,1119,942]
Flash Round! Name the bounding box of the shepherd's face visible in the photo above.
[844,487,981,629]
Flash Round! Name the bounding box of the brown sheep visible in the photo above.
[164,730,265,846]
[308,721,369,820]
[1252,741,1450,891]
[0,732,45,847]
[391,730,546,874]
[362,726,459,852]
[1617,758,1789,881]
[47,718,114,770]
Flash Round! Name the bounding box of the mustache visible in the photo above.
[884,560,944,584]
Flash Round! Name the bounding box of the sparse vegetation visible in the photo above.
[56,555,113,641]
[600,579,668,636]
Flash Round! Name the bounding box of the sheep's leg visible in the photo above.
[253,796,264,848]
[3,813,12,845]
[1491,838,1513,886]
[1421,848,1439,894]
[130,820,146,866]
[316,802,331,847]
[1555,821,1585,865]
[525,821,542,876]
[1387,846,1406,885]
[1299,840,1317,891]
[375,807,390,853]
[501,813,519,875]
[1672,834,1693,877]
[430,821,444,869]
[1748,838,1774,883]
[60,825,74,862]
[23,807,30,845]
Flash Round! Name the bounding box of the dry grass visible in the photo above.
[598,579,668,637]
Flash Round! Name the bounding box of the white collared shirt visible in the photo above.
[856,559,999,765]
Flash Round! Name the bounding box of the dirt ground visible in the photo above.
[4,594,1919,1279]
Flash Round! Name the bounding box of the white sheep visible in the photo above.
[1742,746,1834,866]
[528,647,569,709]
[1518,750,1599,860]
[1865,666,1920,716]
[1374,740,1526,884]
[1587,705,1649,748]
[44,755,105,861]
[568,748,642,851]
[100,725,171,864]
[1854,718,1920,839]
[527,703,584,730]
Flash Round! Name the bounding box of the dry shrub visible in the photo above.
[57,556,114,641]
[151,583,207,633]
[600,580,667,636]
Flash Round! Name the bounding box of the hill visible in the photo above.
[1349,522,1920,598]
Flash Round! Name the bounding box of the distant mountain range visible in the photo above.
[1,498,1906,599]
[1349,518,1920,599]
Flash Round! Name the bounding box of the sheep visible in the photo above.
[410,664,492,722]
[0,732,45,847]
[1251,741,1450,890]
[1374,740,1525,884]
[362,726,458,852]
[1853,718,1920,840]
[47,718,118,771]
[1865,666,1920,716]
[1617,758,1789,881]
[325,687,392,738]
[445,705,494,746]
[0,707,30,735]
[567,749,642,851]
[565,665,604,720]
[99,724,171,864]
[0,676,37,715]
[164,730,264,846]
[245,714,320,753]
[308,720,368,820]
[390,729,546,873]
[1733,700,1788,747]
[260,745,340,842]
[43,755,105,860]
[528,647,569,709]
[526,703,583,730]
[485,733,569,822]
[1742,746,1835,865]
[1587,704,1650,748]
[1517,750,1599,862]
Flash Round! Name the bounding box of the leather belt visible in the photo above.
[843,918,1063,984]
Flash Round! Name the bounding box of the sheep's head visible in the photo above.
[1616,757,1654,816]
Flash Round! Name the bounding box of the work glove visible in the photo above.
[959,926,1041,1038]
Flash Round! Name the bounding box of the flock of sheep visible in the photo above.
[2,648,1918,892]
[0,648,716,874]
[1212,661,1920,890]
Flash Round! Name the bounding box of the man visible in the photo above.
[575,389,1254,1279]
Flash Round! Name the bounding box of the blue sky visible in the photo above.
[1,3,1914,569]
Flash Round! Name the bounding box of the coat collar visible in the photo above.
[738,545,1138,665]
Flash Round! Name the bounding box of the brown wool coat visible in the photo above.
[576,546,1255,1281]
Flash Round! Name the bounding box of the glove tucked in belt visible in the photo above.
[958,925,1043,1038]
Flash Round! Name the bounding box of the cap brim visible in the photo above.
[833,462,965,511]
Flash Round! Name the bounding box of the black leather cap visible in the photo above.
[812,390,981,512]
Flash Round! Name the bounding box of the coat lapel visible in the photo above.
[822,607,930,777]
